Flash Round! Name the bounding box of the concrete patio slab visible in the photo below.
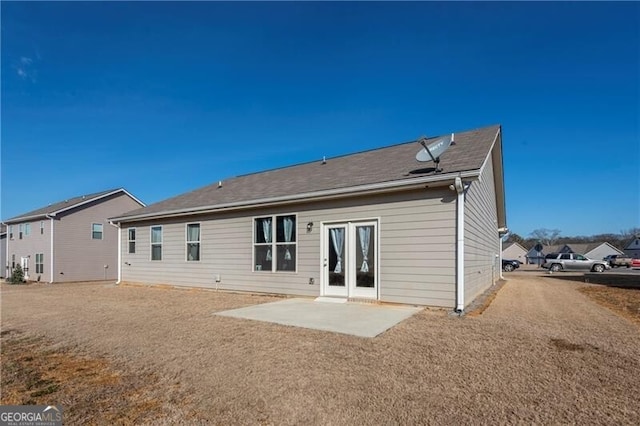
[214,298,423,338]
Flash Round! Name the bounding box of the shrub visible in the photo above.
[10,264,25,284]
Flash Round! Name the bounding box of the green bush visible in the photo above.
[10,264,25,284]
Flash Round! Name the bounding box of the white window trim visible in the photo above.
[40,221,44,235]
[150,225,163,261]
[252,213,298,273]
[24,223,31,236]
[92,223,104,240]
[185,222,201,262]
[128,227,136,254]
[9,225,13,240]
[35,253,44,274]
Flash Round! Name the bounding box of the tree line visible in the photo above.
[505,228,640,251]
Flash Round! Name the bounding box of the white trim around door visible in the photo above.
[321,220,379,300]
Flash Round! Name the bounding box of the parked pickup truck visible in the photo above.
[603,254,633,268]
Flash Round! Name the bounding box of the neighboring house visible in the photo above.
[502,242,527,263]
[111,125,506,311]
[525,245,545,265]
[624,236,640,259]
[527,242,623,265]
[583,243,624,260]
[3,189,144,283]
[0,225,6,278]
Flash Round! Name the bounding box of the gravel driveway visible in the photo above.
[2,274,639,424]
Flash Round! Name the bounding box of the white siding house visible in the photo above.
[111,125,507,311]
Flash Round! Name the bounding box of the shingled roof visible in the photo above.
[4,188,143,223]
[113,124,502,222]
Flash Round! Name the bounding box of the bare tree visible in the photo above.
[620,228,640,240]
[505,232,526,245]
[529,228,562,246]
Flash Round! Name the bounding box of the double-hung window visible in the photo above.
[186,223,200,261]
[128,228,136,253]
[19,224,23,239]
[24,223,31,236]
[40,221,44,235]
[9,225,13,240]
[92,223,103,240]
[254,214,296,272]
[35,253,44,274]
[151,226,163,261]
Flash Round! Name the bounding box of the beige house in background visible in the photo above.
[502,242,527,263]
[3,189,144,282]
[111,125,506,311]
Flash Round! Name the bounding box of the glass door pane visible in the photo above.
[355,225,375,288]
[328,227,346,287]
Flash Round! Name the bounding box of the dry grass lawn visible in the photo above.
[2,274,640,424]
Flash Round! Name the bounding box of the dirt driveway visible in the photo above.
[2,274,640,424]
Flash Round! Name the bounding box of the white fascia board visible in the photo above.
[113,170,481,223]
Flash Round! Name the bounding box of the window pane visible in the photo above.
[276,244,296,271]
[254,246,272,271]
[255,218,272,244]
[187,243,200,261]
[151,245,162,260]
[151,227,162,243]
[276,215,296,243]
[92,224,103,239]
[128,228,136,240]
[187,224,200,242]
[128,242,136,254]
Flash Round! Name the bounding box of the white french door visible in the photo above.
[322,221,378,300]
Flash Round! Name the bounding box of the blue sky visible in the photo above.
[2,2,638,237]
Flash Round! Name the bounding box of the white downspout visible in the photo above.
[46,215,55,283]
[499,235,504,280]
[2,222,8,279]
[109,221,122,284]
[454,176,465,313]
[498,228,509,280]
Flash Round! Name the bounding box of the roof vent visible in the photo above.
[322,156,326,165]
[82,195,86,200]
[218,180,223,188]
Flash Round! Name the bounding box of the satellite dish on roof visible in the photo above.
[415,133,455,173]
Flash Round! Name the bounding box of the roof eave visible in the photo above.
[481,126,506,229]
[111,169,481,223]
[4,188,145,223]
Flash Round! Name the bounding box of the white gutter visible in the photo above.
[46,215,55,283]
[108,221,121,284]
[453,176,466,313]
[112,170,482,223]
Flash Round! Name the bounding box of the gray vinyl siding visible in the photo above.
[464,156,500,306]
[584,244,622,261]
[53,193,142,282]
[5,220,52,282]
[121,188,458,307]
